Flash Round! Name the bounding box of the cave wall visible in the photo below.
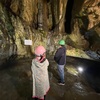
[70,0,100,50]
[0,0,100,65]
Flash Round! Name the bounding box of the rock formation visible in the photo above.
[0,0,100,65]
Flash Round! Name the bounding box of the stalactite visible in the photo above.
[38,0,43,30]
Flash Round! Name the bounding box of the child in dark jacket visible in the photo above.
[54,40,66,85]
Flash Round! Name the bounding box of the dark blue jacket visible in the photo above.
[54,46,66,65]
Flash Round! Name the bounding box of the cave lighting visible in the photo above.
[77,66,84,73]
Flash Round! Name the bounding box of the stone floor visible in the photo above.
[0,58,100,100]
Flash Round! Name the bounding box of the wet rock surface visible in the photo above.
[0,57,100,100]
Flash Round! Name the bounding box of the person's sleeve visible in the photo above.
[54,49,61,62]
[46,59,49,68]
[31,59,35,74]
